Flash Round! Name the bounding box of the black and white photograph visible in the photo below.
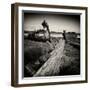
[11,3,87,87]
[24,12,80,77]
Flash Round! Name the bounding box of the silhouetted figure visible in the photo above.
[42,20,51,42]
[62,30,67,43]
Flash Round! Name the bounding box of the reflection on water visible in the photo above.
[37,33,63,38]
[50,34,63,37]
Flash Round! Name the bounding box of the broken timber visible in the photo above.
[34,39,65,76]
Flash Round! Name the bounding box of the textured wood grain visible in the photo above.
[34,39,65,76]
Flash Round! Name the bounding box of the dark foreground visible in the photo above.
[24,37,80,77]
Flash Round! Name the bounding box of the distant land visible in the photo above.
[24,30,80,35]
[24,30,62,34]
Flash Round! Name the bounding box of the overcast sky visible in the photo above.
[24,13,80,33]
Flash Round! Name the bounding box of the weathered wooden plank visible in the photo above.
[34,39,65,76]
